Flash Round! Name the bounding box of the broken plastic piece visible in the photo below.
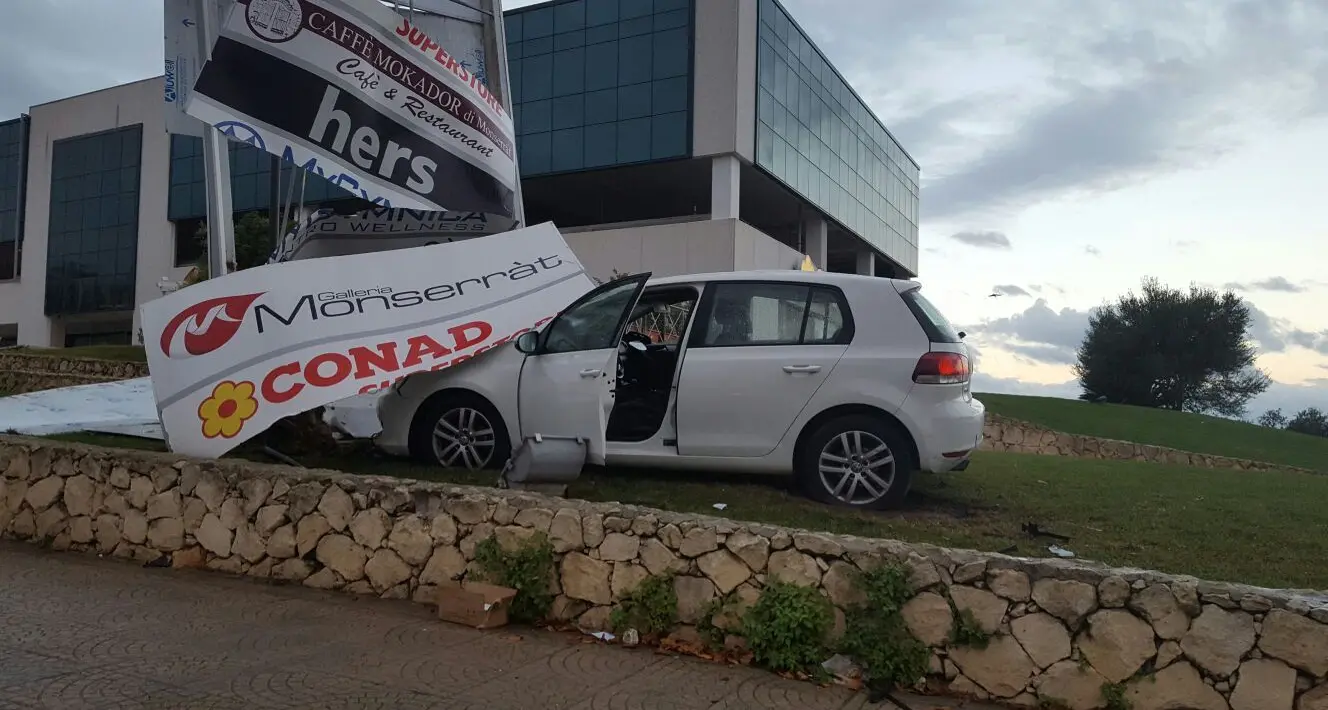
[1048,545,1075,558]
[586,630,615,642]
[712,503,727,510]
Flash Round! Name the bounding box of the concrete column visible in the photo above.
[801,212,827,270]
[710,155,741,220]
[855,249,876,277]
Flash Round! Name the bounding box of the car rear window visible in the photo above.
[901,288,963,343]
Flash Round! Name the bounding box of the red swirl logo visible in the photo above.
[159,292,266,359]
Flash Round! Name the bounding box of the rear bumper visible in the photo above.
[911,396,985,473]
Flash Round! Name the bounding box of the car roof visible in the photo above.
[643,269,919,292]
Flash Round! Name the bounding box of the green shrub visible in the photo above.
[742,581,834,673]
[838,564,929,692]
[473,533,556,623]
[610,574,678,637]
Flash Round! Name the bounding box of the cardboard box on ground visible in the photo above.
[437,581,519,629]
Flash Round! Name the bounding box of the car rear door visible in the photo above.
[674,281,852,457]
[517,274,651,464]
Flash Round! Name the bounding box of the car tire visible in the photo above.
[796,414,914,510]
[408,392,512,471]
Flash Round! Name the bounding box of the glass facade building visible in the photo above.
[44,125,143,316]
[505,0,693,176]
[167,134,352,221]
[0,117,26,281]
[753,0,920,274]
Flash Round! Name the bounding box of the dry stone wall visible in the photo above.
[982,414,1314,474]
[3,435,1327,710]
[0,352,149,395]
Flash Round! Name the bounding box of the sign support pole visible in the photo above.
[195,0,235,277]
[485,0,525,228]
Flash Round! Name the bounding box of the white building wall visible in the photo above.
[563,217,802,282]
[14,77,181,347]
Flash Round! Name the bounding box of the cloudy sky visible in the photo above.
[3,0,1325,417]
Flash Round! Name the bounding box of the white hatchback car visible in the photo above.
[374,270,984,509]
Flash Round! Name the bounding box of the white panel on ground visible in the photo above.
[0,378,160,437]
[0,378,382,441]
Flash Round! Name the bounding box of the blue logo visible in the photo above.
[214,121,266,151]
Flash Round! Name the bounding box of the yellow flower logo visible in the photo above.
[198,380,259,439]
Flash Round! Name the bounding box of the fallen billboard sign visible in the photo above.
[139,222,593,458]
[268,206,520,262]
[186,0,517,215]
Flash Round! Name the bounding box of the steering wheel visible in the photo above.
[622,331,652,349]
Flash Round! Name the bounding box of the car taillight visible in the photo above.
[912,351,970,385]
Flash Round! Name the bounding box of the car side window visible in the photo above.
[802,288,847,344]
[701,283,811,346]
[541,277,642,354]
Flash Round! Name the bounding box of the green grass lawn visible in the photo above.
[979,392,1328,472]
[36,432,1328,591]
[10,345,148,363]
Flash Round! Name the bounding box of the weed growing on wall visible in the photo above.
[838,564,929,693]
[473,533,556,623]
[611,574,678,638]
[949,607,991,649]
[742,581,833,673]
[697,595,735,650]
[1101,682,1131,710]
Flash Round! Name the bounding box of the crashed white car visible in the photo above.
[374,270,984,509]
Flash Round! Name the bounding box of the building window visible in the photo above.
[0,117,26,281]
[506,0,693,177]
[167,133,356,221]
[44,125,143,316]
[174,217,205,268]
[753,0,920,274]
[64,331,132,348]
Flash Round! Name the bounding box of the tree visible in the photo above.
[1257,408,1288,428]
[1073,277,1271,417]
[186,211,284,284]
[1286,407,1328,438]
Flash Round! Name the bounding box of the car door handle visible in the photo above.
[782,364,822,374]
[579,368,602,378]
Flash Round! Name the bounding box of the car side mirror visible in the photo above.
[514,331,540,354]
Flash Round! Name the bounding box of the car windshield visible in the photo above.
[901,288,963,343]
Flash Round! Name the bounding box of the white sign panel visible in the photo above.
[185,0,517,215]
[139,222,592,457]
[269,206,519,262]
[163,0,232,137]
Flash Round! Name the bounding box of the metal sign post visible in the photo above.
[487,0,525,227]
[194,0,235,277]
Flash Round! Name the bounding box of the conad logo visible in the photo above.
[160,292,266,359]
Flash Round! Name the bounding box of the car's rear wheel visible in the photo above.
[796,414,914,510]
[409,393,511,471]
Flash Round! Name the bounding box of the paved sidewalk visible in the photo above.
[0,542,992,709]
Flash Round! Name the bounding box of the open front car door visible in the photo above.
[516,273,652,464]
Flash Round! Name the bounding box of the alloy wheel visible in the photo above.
[431,406,498,470]
[817,430,896,506]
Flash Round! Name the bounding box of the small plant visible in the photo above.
[1101,682,1131,710]
[610,574,678,637]
[949,607,991,649]
[697,595,733,650]
[742,581,834,674]
[838,564,929,693]
[473,533,556,623]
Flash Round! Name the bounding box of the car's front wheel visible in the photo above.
[409,393,512,471]
[796,414,914,510]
